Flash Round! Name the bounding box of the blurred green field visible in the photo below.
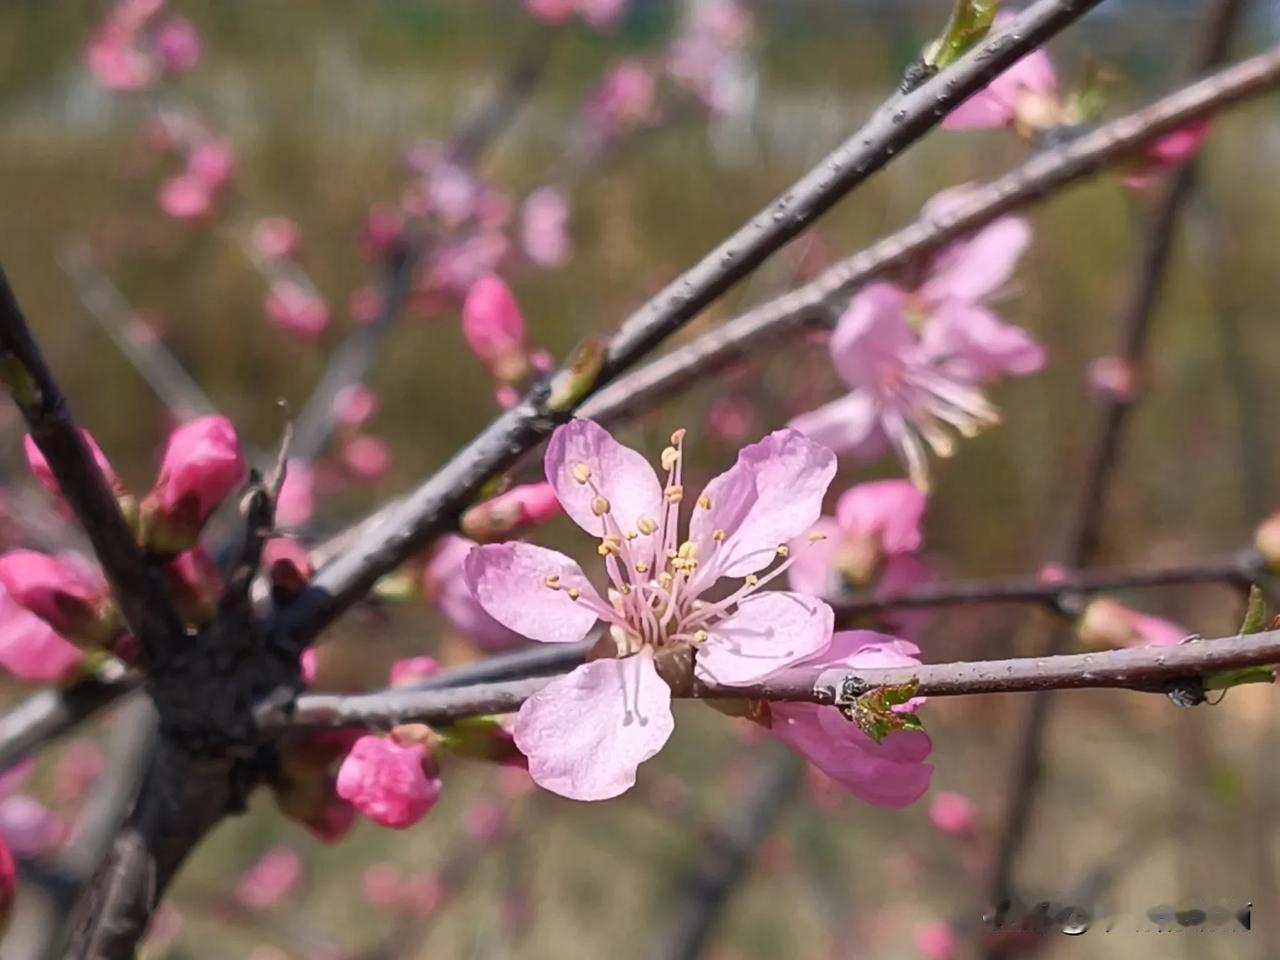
[1,2,1279,958]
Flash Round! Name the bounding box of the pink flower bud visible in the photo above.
[1086,355,1139,401]
[342,435,391,481]
[0,551,116,647]
[1078,598,1185,650]
[24,431,125,501]
[460,482,561,542]
[525,0,575,23]
[158,174,212,222]
[262,538,314,604]
[275,459,315,530]
[929,791,977,837]
[520,187,572,269]
[335,734,442,829]
[358,204,405,260]
[153,16,201,74]
[915,920,958,960]
[264,280,330,340]
[389,656,439,688]
[332,384,378,429]
[462,276,528,383]
[272,732,359,843]
[163,547,222,626]
[186,140,235,191]
[347,285,383,325]
[140,415,246,554]
[87,38,155,92]
[1123,121,1211,189]
[234,845,302,910]
[0,589,84,683]
[251,217,302,261]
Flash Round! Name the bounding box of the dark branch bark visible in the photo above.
[0,265,185,669]
[272,0,1111,653]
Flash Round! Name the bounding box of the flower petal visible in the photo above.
[921,301,1045,383]
[771,702,933,807]
[514,650,674,801]
[835,480,927,555]
[690,429,836,579]
[696,591,833,685]
[785,517,842,597]
[545,419,663,542]
[464,542,601,644]
[829,284,916,389]
[919,211,1031,305]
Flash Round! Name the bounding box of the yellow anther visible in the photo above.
[658,572,674,589]
[571,463,592,484]
[567,588,581,600]
[597,536,622,557]
[591,495,611,516]
[744,574,759,586]
[713,529,725,542]
[807,531,828,542]
[665,484,684,503]
[637,514,658,535]
[692,629,708,643]
[625,530,638,541]
[697,494,712,510]
[544,574,561,590]
[670,428,687,445]
[619,583,631,595]
[776,544,790,558]
[677,541,698,560]
[660,446,679,471]
[635,561,649,574]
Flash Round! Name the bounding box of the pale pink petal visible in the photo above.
[424,536,525,651]
[941,87,1017,130]
[464,542,601,644]
[787,393,887,460]
[828,284,915,389]
[690,429,836,578]
[941,40,1057,132]
[544,419,663,542]
[696,592,833,685]
[919,213,1031,305]
[0,591,84,683]
[785,517,842,597]
[835,480,926,555]
[875,553,936,640]
[771,701,932,806]
[920,301,1045,382]
[514,650,673,801]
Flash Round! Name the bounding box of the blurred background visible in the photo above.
[1,1,1279,957]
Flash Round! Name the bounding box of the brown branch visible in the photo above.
[261,627,1280,732]
[271,0,1110,653]
[581,41,1280,425]
[985,0,1251,923]
[0,676,140,770]
[0,265,185,669]
[648,749,804,960]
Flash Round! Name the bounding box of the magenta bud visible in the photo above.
[460,482,561,542]
[462,275,529,384]
[262,538,314,604]
[335,734,442,830]
[140,416,246,555]
[0,551,118,648]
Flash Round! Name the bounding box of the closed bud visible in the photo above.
[0,551,119,647]
[140,416,246,555]
[262,538,314,605]
[460,482,561,542]
[462,275,528,384]
[335,734,443,829]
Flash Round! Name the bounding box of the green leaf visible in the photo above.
[1202,665,1277,692]
[923,0,1000,71]
[838,679,924,743]
[1239,584,1267,635]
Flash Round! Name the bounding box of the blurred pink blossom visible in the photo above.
[942,13,1061,134]
[0,795,64,856]
[0,551,114,647]
[462,275,528,383]
[0,589,84,683]
[585,60,657,136]
[1086,355,1139,401]
[251,217,303,261]
[1078,598,1185,649]
[1122,121,1211,189]
[25,431,125,501]
[332,384,378,429]
[153,16,201,74]
[520,187,573,269]
[158,174,212,221]
[276,460,315,529]
[389,656,440,688]
[342,435,392,481]
[929,791,977,836]
[422,535,524,651]
[264,281,330,340]
[915,920,959,960]
[234,845,303,910]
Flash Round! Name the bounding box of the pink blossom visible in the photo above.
[24,431,124,501]
[87,39,155,92]
[262,538,314,602]
[915,920,958,960]
[428,232,510,298]
[0,795,63,856]
[1086,355,1138,401]
[462,276,528,383]
[577,0,628,28]
[154,16,201,74]
[275,459,315,529]
[423,536,525,651]
[348,285,383,324]
[251,217,303,261]
[942,13,1060,133]
[789,189,1042,489]
[1122,121,1211,189]
[0,551,114,647]
[929,791,977,836]
[1078,599,1185,649]
[520,187,573,269]
[666,0,754,116]
[186,140,235,191]
[235,845,302,910]
[466,420,837,800]
[342,435,391,481]
[336,734,442,829]
[585,60,656,136]
[264,280,330,340]
[461,482,561,542]
[158,174,212,221]
[332,384,378,428]
[0,589,85,683]
[425,161,480,227]
[768,631,932,806]
[140,415,246,553]
[389,656,440,688]
[358,204,405,260]
[787,480,927,596]
[525,0,575,22]
[400,872,444,914]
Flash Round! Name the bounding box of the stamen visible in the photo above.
[713,529,725,542]
[697,494,712,510]
[660,446,679,471]
[693,629,708,642]
[775,544,789,558]
[744,574,758,586]
[571,463,592,484]
[635,561,649,574]
[807,531,827,542]
[591,495,611,516]
[544,575,561,590]
[637,514,658,535]
[665,485,684,503]
[567,588,581,600]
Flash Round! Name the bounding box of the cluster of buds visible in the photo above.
[86,0,200,93]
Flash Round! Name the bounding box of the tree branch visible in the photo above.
[271,0,1111,652]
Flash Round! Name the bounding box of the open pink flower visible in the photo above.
[235,845,302,910]
[336,734,442,829]
[462,276,528,384]
[767,630,932,806]
[942,13,1061,134]
[789,190,1042,489]
[0,587,83,683]
[423,536,524,651]
[466,420,837,800]
[1077,598,1185,649]
[0,551,115,647]
[141,415,246,553]
[1122,121,1211,189]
